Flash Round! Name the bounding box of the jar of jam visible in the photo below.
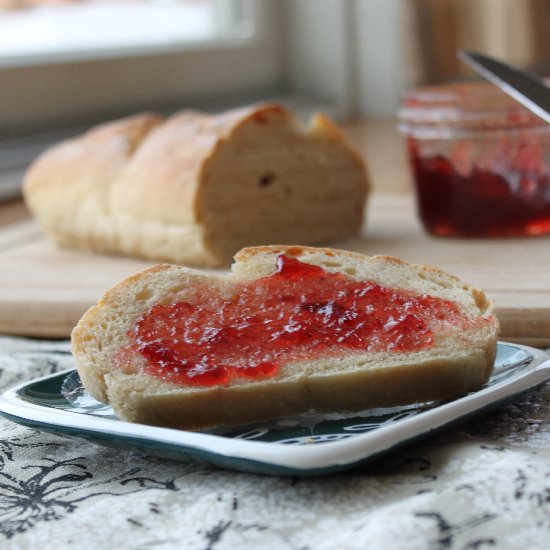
[398,81,550,237]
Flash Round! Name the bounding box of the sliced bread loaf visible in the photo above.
[71,245,499,430]
[23,104,369,267]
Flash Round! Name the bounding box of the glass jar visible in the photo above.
[398,81,550,237]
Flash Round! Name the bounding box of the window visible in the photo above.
[0,0,254,65]
[0,1,283,136]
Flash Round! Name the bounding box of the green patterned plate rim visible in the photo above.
[1,342,549,476]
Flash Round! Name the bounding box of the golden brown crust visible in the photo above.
[71,246,499,430]
[23,112,164,199]
[22,113,164,252]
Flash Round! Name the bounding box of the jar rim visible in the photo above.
[398,80,549,133]
[397,121,550,140]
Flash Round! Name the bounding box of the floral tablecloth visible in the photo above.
[1,336,550,549]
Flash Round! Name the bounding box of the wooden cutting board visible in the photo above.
[1,193,549,345]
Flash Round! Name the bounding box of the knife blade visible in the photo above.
[458,50,550,124]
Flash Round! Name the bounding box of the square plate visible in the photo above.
[1,342,549,476]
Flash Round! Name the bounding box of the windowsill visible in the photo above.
[0,35,253,69]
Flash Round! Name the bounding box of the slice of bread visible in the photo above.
[71,245,499,430]
[23,104,369,267]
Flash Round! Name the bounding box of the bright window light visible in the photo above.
[0,0,251,64]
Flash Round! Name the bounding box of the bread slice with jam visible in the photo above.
[71,245,499,430]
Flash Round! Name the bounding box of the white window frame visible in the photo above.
[281,0,406,119]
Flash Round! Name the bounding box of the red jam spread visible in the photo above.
[126,254,474,387]
[410,142,550,237]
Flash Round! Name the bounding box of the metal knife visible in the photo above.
[457,49,550,124]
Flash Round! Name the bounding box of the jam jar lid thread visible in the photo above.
[398,81,550,138]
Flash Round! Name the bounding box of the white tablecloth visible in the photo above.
[1,336,550,549]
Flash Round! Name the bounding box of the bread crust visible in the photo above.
[22,113,164,252]
[23,104,369,266]
[71,246,499,430]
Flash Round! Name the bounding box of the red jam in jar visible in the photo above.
[398,81,550,237]
[126,254,476,387]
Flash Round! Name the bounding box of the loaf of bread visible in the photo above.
[23,104,369,267]
[71,245,499,431]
